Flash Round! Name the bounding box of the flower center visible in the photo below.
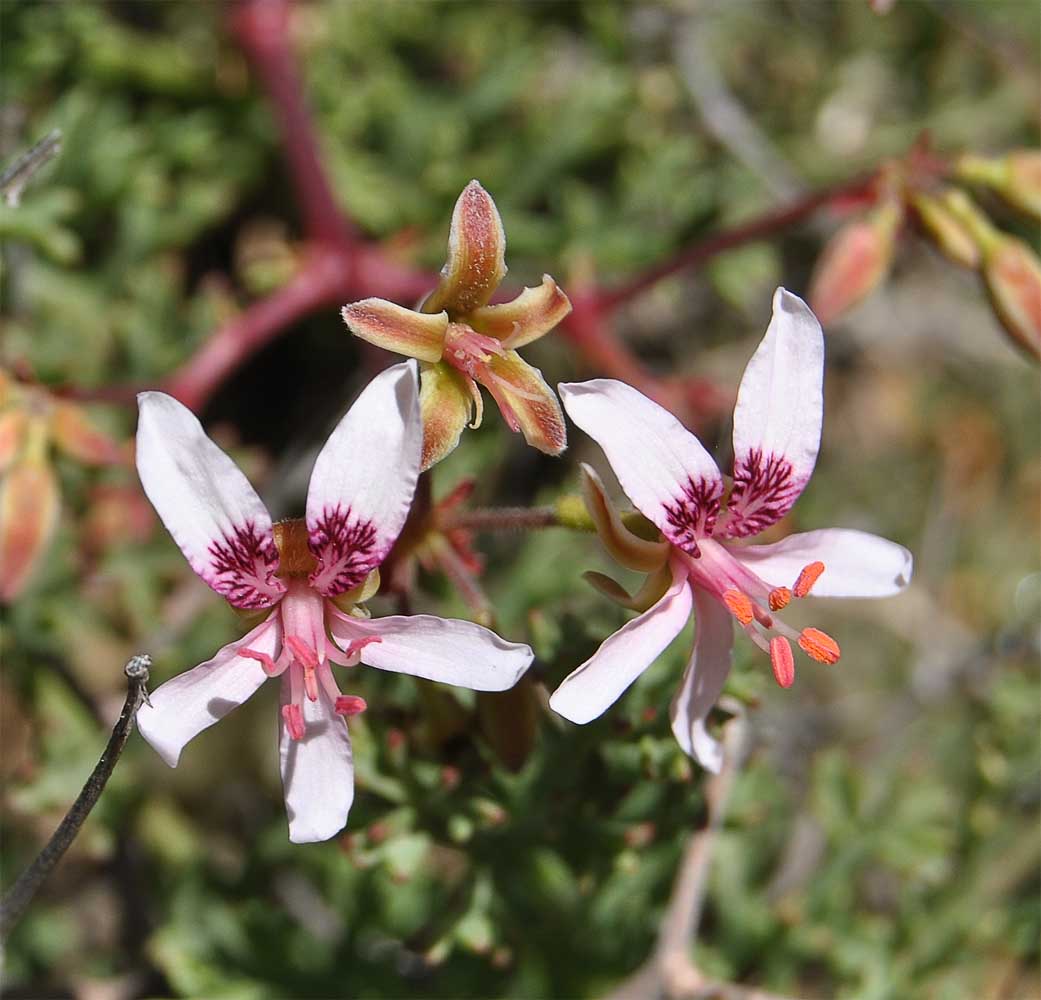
[443,322,505,380]
[683,539,841,688]
[238,579,377,740]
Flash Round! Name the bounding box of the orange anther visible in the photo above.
[769,586,792,611]
[770,637,795,688]
[722,589,754,625]
[798,627,841,664]
[793,561,826,598]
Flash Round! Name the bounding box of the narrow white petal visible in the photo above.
[559,379,723,554]
[549,558,693,725]
[670,588,734,773]
[731,527,913,598]
[306,361,422,597]
[724,289,824,539]
[279,678,354,844]
[330,614,532,691]
[137,617,279,767]
[136,392,284,609]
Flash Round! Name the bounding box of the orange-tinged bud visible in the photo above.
[942,189,1041,358]
[468,275,572,350]
[956,150,1041,220]
[418,363,477,471]
[770,636,795,688]
[798,627,841,665]
[0,459,60,602]
[50,402,124,466]
[0,409,27,472]
[911,192,980,268]
[809,200,902,325]
[984,238,1041,360]
[341,299,448,365]
[422,180,507,316]
[793,561,826,598]
[481,350,566,457]
[722,589,754,626]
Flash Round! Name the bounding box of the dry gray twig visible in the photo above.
[0,654,151,940]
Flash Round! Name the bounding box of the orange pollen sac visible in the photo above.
[768,586,792,611]
[793,561,826,598]
[770,637,795,688]
[722,589,754,626]
[798,627,841,664]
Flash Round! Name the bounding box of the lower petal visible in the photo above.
[136,617,279,767]
[279,675,354,844]
[482,351,566,456]
[549,557,693,725]
[731,528,913,598]
[670,588,734,773]
[419,363,475,470]
[330,613,532,692]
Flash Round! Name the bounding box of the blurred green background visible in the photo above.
[1,1,1038,998]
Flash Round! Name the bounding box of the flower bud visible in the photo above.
[911,192,980,268]
[956,150,1041,220]
[808,199,902,325]
[943,189,1041,359]
[0,457,60,602]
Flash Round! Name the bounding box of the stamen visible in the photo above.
[282,703,305,740]
[769,637,795,688]
[343,635,382,659]
[284,635,319,669]
[798,627,841,664]
[335,695,368,717]
[769,586,792,611]
[722,589,754,626]
[240,646,282,676]
[752,604,774,628]
[793,561,825,598]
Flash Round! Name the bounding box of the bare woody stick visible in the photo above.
[0,654,152,941]
[606,705,799,1000]
[0,129,63,207]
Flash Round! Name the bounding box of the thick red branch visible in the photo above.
[161,246,349,409]
[231,0,354,248]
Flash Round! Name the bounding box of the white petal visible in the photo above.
[670,588,734,773]
[279,678,354,844]
[732,527,913,597]
[330,614,532,691]
[136,392,284,609]
[306,361,422,596]
[724,288,824,539]
[549,557,693,725]
[137,617,278,767]
[558,379,723,554]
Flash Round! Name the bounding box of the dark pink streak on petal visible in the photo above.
[722,448,806,539]
[308,504,380,597]
[661,475,722,557]
[206,522,285,609]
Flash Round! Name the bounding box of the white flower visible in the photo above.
[550,289,913,773]
[134,361,532,843]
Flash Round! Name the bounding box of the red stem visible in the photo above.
[161,246,348,409]
[595,173,878,313]
[231,0,354,248]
